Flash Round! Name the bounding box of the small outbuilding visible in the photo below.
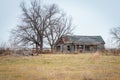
[55,35,105,53]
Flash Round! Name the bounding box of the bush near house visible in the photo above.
[0,48,11,56]
[98,49,120,56]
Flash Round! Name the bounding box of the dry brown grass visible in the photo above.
[0,53,120,80]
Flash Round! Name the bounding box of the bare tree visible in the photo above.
[11,0,43,52]
[11,0,59,52]
[44,14,73,52]
[110,27,120,47]
[11,0,74,53]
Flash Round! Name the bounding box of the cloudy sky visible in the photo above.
[0,0,120,48]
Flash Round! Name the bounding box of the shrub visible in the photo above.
[98,49,120,56]
[0,48,11,56]
[0,48,5,55]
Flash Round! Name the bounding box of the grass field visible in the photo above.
[0,53,120,80]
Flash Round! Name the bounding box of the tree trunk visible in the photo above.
[40,36,43,53]
[35,43,39,55]
[51,45,55,53]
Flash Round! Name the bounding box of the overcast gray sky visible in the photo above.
[0,0,120,48]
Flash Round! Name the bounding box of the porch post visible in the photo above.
[83,44,85,52]
[75,44,77,52]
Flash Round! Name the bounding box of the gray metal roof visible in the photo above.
[64,35,105,45]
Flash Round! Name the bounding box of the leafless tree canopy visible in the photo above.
[44,8,73,52]
[110,27,120,47]
[11,0,73,52]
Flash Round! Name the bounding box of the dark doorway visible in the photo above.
[67,45,70,51]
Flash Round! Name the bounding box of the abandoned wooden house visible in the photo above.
[55,35,105,53]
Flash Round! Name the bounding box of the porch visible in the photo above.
[56,43,98,53]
